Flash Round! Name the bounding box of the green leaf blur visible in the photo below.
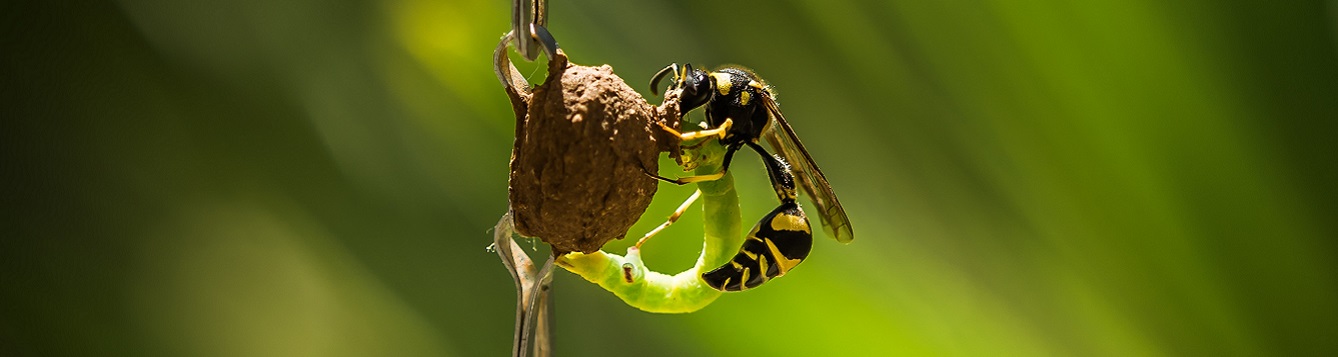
[4,0,1336,356]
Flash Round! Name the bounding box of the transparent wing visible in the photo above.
[760,95,854,243]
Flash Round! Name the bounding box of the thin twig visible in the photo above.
[524,256,555,357]
[494,209,554,357]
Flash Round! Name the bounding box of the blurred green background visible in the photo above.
[4,0,1338,355]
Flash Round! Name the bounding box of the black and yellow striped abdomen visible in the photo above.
[701,202,813,291]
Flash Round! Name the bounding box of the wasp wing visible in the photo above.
[760,95,854,243]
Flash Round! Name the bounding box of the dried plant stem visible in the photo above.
[493,210,554,357]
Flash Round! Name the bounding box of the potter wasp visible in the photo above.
[647,63,853,291]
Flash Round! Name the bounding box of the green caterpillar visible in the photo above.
[557,140,740,313]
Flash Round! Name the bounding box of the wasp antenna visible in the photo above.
[650,63,679,96]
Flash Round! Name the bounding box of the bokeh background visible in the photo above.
[5,0,1338,355]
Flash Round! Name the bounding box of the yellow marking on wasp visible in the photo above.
[739,90,751,106]
[742,248,759,260]
[737,265,750,291]
[748,80,764,89]
[764,238,803,275]
[774,183,798,201]
[710,72,733,95]
[770,213,811,233]
[757,254,771,279]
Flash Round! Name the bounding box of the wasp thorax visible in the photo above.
[506,57,684,254]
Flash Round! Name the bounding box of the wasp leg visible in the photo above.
[658,118,732,142]
[644,117,738,186]
[745,142,798,202]
[645,143,740,185]
[634,189,702,248]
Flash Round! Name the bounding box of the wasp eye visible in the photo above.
[676,69,713,112]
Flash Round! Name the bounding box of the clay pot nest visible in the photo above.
[501,54,683,255]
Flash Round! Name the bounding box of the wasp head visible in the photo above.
[651,63,713,113]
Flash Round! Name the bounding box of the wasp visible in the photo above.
[646,63,853,291]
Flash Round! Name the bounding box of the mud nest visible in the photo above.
[502,54,683,254]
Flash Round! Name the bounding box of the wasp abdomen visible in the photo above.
[701,202,813,291]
